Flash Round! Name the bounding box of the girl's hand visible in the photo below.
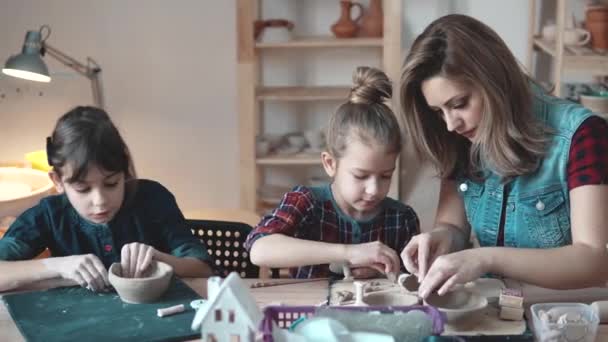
[400,228,455,281]
[417,248,489,298]
[46,254,109,291]
[350,266,382,279]
[121,243,157,278]
[345,241,401,275]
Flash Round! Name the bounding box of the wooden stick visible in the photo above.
[250,278,329,288]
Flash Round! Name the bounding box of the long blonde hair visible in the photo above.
[400,14,548,179]
[327,66,401,159]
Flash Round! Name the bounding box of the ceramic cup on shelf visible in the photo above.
[563,28,591,46]
[541,24,591,46]
[304,129,325,151]
[286,134,307,150]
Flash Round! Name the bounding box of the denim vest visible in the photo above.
[458,93,593,248]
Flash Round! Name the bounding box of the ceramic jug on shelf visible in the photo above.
[359,0,383,37]
[331,0,363,38]
[585,5,608,50]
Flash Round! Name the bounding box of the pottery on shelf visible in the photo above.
[254,19,294,41]
[331,0,363,38]
[358,0,383,37]
[109,261,173,304]
[585,5,608,50]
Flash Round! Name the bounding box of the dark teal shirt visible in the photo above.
[0,179,209,267]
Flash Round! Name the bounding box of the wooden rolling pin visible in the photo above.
[250,278,329,288]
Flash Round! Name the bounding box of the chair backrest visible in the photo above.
[186,218,261,278]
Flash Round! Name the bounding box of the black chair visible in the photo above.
[186,219,277,278]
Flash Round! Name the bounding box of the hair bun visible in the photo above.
[349,66,392,105]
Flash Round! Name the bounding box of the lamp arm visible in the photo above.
[42,43,105,109]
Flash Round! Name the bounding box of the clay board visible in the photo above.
[2,278,200,342]
[329,277,527,336]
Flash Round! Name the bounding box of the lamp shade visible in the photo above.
[2,31,51,82]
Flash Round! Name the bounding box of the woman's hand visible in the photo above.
[121,243,157,278]
[350,266,382,279]
[400,227,457,281]
[46,254,109,291]
[345,241,401,274]
[417,248,489,298]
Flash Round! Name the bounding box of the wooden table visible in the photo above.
[0,277,329,342]
[4,277,608,341]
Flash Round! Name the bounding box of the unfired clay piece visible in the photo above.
[109,261,173,304]
[424,289,488,323]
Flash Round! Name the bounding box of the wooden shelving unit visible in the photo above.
[256,153,322,166]
[527,0,608,95]
[256,86,350,101]
[237,0,403,212]
[256,36,383,49]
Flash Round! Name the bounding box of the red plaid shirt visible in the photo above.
[567,116,608,189]
[245,185,420,278]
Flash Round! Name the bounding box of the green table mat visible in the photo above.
[3,278,201,342]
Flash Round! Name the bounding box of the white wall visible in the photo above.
[0,0,534,227]
[0,0,239,213]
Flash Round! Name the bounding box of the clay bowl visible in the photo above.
[109,261,173,304]
[424,289,488,323]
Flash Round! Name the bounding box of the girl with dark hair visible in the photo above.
[0,106,212,292]
[399,14,608,298]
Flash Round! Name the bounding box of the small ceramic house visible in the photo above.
[192,272,287,342]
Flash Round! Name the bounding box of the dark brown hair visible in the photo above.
[47,106,135,183]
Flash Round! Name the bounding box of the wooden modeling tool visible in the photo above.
[250,278,329,288]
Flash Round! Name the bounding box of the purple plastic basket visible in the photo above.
[259,305,446,342]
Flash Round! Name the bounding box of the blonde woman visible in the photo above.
[399,14,608,298]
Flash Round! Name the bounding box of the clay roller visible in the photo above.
[157,304,185,317]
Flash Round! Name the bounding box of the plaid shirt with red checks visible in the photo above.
[567,116,608,189]
[244,184,420,278]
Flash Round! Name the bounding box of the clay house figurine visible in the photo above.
[191,272,290,342]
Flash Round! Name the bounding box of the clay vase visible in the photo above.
[359,0,383,37]
[585,6,608,50]
[331,0,363,38]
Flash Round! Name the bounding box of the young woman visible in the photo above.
[399,14,608,298]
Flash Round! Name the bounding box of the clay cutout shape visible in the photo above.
[108,261,173,304]
[398,273,420,293]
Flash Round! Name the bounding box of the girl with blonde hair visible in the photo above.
[246,66,420,279]
[399,14,608,298]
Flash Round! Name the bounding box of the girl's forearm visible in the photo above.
[485,244,608,289]
[0,259,63,292]
[154,252,213,277]
[249,234,347,268]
